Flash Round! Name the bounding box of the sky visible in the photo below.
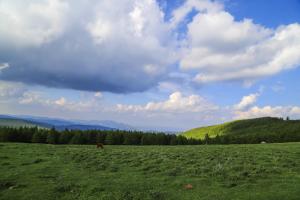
[1,0,300,131]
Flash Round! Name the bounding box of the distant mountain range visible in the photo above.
[0,114,133,131]
[0,114,183,133]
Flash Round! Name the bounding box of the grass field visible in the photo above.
[0,143,300,200]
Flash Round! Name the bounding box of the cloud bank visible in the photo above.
[2,78,300,130]
[1,0,300,94]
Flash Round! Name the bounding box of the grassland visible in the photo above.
[183,117,300,139]
[1,143,300,200]
[183,122,231,139]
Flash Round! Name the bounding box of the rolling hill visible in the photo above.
[183,117,300,139]
[0,115,181,132]
[0,118,46,128]
[0,115,113,131]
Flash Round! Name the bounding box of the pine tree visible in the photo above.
[105,133,115,145]
[32,130,43,143]
[96,132,106,144]
[58,129,73,144]
[177,135,188,145]
[46,127,59,144]
[170,135,178,145]
[204,133,210,144]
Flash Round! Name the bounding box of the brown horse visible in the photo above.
[184,184,193,190]
[96,143,104,149]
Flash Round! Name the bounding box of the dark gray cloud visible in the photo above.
[0,0,175,93]
[0,35,168,93]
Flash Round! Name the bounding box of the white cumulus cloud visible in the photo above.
[233,92,300,119]
[234,93,260,111]
[176,1,300,85]
[235,106,300,119]
[116,91,218,113]
[0,81,26,99]
[0,63,9,71]
[0,0,69,48]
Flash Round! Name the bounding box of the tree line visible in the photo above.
[203,131,300,144]
[0,126,299,145]
[0,127,201,145]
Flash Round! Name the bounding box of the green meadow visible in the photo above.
[1,143,300,200]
